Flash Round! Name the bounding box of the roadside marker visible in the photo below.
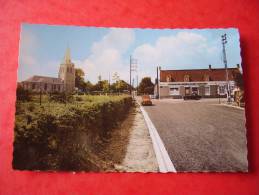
[139,105,177,173]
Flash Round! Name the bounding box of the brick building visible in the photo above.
[154,64,241,98]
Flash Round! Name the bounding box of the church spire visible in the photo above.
[63,46,71,64]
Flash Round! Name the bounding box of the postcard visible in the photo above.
[13,24,247,172]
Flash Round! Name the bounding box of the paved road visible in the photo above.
[143,99,248,172]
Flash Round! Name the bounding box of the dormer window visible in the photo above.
[184,75,190,82]
[204,74,210,81]
[166,74,174,82]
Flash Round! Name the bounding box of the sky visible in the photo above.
[18,24,242,85]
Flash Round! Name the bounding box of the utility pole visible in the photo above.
[221,33,231,103]
[130,56,137,96]
[156,66,161,99]
[136,75,138,96]
[130,55,132,95]
[108,72,110,94]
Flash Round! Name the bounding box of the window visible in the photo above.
[44,83,47,90]
[170,87,179,95]
[219,85,225,94]
[32,83,35,89]
[170,87,179,91]
[184,75,190,82]
[204,74,210,81]
[166,75,172,82]
[192,87,198,94]
[205,86,210,95]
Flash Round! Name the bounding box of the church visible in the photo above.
[20,48,76,93]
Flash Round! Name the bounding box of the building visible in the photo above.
[155,64,241,98]
[20,47,76,93]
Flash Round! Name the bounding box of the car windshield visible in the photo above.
[142,95,150,100]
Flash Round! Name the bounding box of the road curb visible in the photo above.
[139,105,176,173]
[215,103,245,110]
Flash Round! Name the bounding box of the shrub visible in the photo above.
[13,95,133,171]
[16,85,31,101]
[49,92,74,103]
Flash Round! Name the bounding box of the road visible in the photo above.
[143,99,248,172]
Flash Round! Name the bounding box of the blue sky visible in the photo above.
[18,24,241,84]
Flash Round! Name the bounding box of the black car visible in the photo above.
[183,93,202,100]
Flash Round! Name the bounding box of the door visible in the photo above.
[185,87,190,95]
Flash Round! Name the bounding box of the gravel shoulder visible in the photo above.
[114,104,158,172]
[97,104,158,172]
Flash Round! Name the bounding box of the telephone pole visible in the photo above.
[221,33,230,103]
[156,66,161,99]
[129,56,137,95]
[130,56,132,95]
[136,75,138,95]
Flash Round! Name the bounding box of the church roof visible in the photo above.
[160,65,241,82]
[23,75,64,84]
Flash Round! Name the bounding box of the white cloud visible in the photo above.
[77,28,135,83]
[133,32,220,82]
[19,28,38,66]
[18,28,39,81]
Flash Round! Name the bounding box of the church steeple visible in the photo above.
[63,46,71,64]
[59,46,75,93]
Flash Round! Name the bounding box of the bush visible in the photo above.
[16,86,31,101]
[49,92,74,103]
[13,95,133,171]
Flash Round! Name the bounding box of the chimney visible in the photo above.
[209,64,212,70]
[237,64,240,69]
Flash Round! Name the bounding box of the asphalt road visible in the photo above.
[143,99,248,172]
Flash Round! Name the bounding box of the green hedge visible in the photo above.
[13,95,132,171]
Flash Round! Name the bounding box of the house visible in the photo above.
[20,47,75,93]
[154,64,241,98]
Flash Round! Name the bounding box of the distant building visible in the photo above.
[20,47,75,93]
[154,64,241,98]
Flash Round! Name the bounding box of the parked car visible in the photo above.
[141,95,152,106]
[183,93,202,100]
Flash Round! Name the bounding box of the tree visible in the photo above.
[234,71,244,90]
[16,85,31,101]
[92,80,109,92]
[84,81,93,92]
[75,68,86,91]
[110,80,130,92]
[138,77,154,95]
